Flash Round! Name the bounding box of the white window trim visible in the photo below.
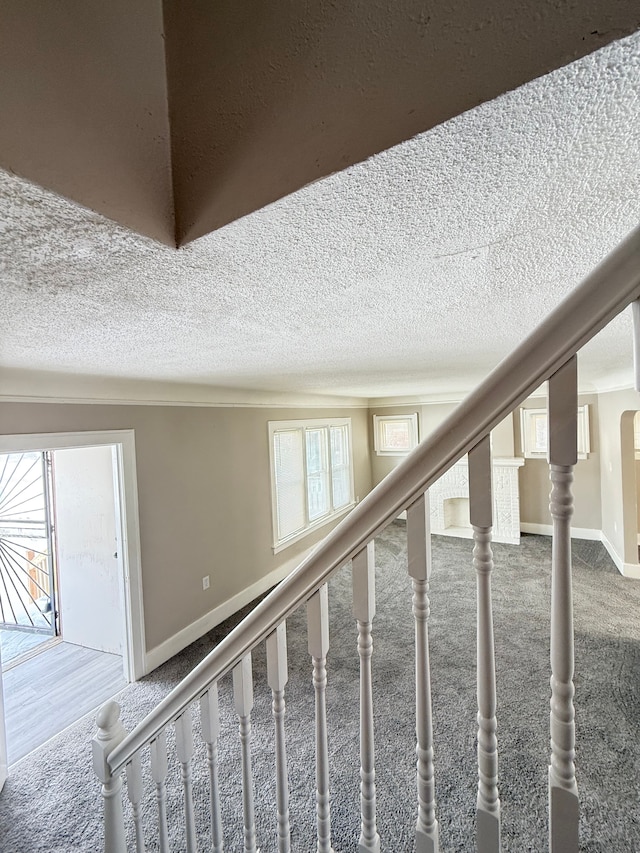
[373,413,419,456]
[520,405,591,460]
[268,417,355,553]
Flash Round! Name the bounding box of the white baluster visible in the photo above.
[126,753,147,853]
[233,654,259,853]
[92,700,127,853]
[201,684,224,853]
[469,435,500,853]
[547,357,579,853]
[307,584,335,853]
[632,298,640,390]
[352,542,381,853]
[406,493,439,853]
[175,709,198,853]
[150,731,170,853]
[267,622,291,853]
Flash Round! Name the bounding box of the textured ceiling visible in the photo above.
[2,0,639,247]
[1,31,640,402]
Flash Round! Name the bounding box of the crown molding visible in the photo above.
[1,368,634,411]
[0,369,368,410]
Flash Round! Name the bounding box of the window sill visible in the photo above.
[523,452,589,461]
[272,503,355,554]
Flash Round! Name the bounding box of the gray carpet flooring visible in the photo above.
[1,525,639,852]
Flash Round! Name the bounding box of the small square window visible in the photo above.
[520,405,590,459]
[373,414,419,456]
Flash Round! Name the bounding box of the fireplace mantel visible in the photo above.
[429,457,525,545]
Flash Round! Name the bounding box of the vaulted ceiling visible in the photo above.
[1,2,639,402]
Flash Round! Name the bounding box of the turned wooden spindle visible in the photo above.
[352,541,381,853]
[175,709,198,853]
[267,622,291,853]
[547,356,579,853]
[126,752,147,853]
[407,493,439,853]
[150,730,170,853]
[308,584,335,853]
[200,684,224,853]
[233,654,258,853]
[469,434,500,853]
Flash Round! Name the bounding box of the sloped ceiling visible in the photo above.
[0,5,639,402]
[0,0,638,246]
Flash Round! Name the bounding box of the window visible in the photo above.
[373,413,419,456]
[520,405,590,459]
[269,418,354,551]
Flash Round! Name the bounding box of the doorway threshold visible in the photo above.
[1,635,61,673]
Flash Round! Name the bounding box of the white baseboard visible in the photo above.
[522,524,640,579]
[144,548,312,674]
[601,531,640,579]
[520,523,601,541]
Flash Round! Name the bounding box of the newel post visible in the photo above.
[93,700,127,853]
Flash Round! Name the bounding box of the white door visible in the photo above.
[0,642,7,791]
[53,446,122,655]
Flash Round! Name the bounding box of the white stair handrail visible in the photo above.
[108,224,640,775]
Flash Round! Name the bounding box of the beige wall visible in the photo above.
[0,402,371,653]
[2,2,638,245]
[163,0,638,244]
[0,0,174,244]
[635,457,640,533]
[516,394,602,531]
[597,388,640,565]
[2,388,634,658]
[368,394,606,536]
[368,402,514,488]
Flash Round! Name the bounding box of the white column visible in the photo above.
[200,684,224,853]
[548,356,579,853]
[126,753,147,853]
[92,700,127,853]
[175,709,198,853]
[150,730,170,853]
[469,435,500,853]
[267,622,291,853]
[307,584,335,853]
[407,493,439,853]
[632,298,640,390]
[233,654,258,853]
[352,541,381,853]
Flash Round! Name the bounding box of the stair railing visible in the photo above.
[94,225,640,853]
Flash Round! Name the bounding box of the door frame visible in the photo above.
[0,640,6,790]
[0,430,145,682]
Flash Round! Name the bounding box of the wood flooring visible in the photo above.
[2,641,126,764]
[0,627,54,668]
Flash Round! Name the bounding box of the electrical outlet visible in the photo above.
[202,575,210,590]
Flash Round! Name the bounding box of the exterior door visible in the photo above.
[0,452,57,641]
[53,446,122,655]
